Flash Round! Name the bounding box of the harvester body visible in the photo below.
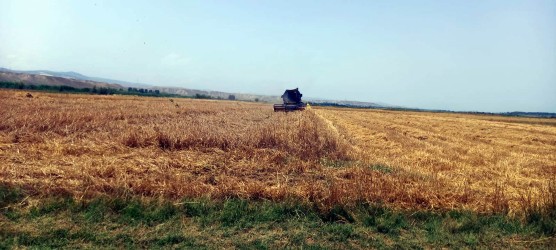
[273,88,307,112]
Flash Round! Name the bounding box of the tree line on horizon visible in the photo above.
[0,81,209,99]
[0,81,271,104]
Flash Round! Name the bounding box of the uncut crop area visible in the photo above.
[1,89,555,215]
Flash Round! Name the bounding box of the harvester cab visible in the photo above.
[273,88,307,112]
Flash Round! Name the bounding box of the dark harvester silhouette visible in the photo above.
[273,88,307,112]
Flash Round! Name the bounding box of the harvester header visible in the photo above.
[274,88,307,112]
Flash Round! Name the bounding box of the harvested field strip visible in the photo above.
[314,107,556,214]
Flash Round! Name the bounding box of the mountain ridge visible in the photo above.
[0,67,392,107]
[0,70,123,90]
[1,67,554,117]
[0,67,151,88]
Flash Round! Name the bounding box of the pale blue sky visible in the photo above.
[1,0,555,112]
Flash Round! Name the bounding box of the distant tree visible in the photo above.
[98,87,109,95]
[128,87,133,92]
[228,95,235,100]
[154,90,160,95]
[148,89,153,93]
[132,88,138,92]
[195,93,212,99]
[255,98,259,102]
[59,85,76,92]
[92,86,97,93]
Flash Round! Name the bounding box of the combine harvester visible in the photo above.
[274,88,307,112]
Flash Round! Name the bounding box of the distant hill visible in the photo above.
[0,67,150,88]
[0,71,123,89]
[151,86,283,103]
[0,67,393,107]
[5,67,551,118]
[306,98,393,109]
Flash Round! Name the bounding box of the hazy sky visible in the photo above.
[1,0,555,112]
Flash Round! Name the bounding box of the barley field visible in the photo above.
[1,89,554,215]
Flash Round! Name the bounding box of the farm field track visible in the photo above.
[0,89,555,213]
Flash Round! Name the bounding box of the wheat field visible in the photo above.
[313,107,556,215]
[0,89,554,215]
